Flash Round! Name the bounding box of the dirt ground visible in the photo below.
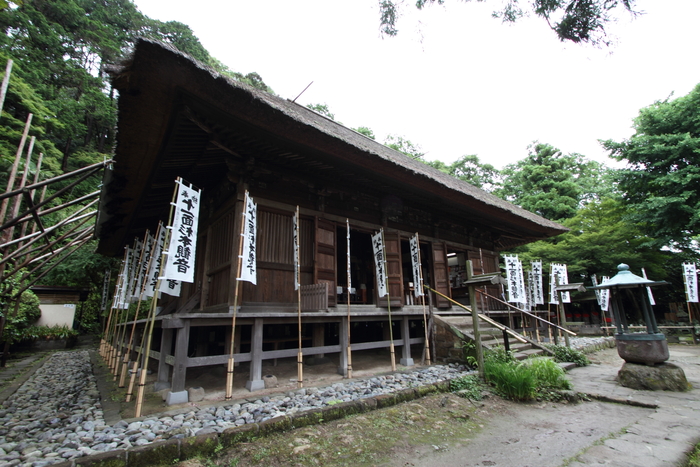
[165,345,694,467]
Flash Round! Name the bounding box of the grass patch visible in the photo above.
[545,344,590,367]
[686,441,700,467]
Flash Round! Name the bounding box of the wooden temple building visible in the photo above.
[95,39,567,394]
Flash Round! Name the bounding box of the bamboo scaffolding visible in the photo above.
[0,113,32,224]
[0,59,13,119]
[17,152,43,248]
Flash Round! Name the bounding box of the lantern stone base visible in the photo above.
[618,362,690,391]
[615,333,669,365]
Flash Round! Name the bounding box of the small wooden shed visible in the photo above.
[96,39,566,392]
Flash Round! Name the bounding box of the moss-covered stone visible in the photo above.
[433,380,451,393]
[394,388,417,403]
[258,415,293,436]
[415,384,438,398]
[127,439,180,466]
[75,449,127,467]
[220,423,259,447]
[180,432,221,460]
[289,407,325,429]
[374,393,397,409]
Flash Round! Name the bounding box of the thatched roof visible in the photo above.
[96,38,566,256]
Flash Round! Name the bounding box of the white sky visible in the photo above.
[133,0,700,169]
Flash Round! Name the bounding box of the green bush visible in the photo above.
[545,344,590,367]
[521,357,572,390]
[450,374,483,400]
[18,325,78,342]
[1,289,42,344]
[483,360,536,401]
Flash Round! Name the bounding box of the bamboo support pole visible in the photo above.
[226,191,248,400]
[296,207,303,388]
[415,234,430,366]
[0,113,32,224]
[346,219,352,378]
[381,229,396,372]
[0,59,13,119]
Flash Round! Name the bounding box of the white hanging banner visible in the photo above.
[531,260,544,305]
[505,255,527,304]
[145,223,166,298]
[600,276,610,312]
[409,233,424,298]
[683,263,698,303]
[591,274,603,306]
[371,230,388,298]
[100,269,111,312]
[641,268,656,306]
[238,194,257,285]
[293,207,300,291]
[126,239,142,303]
[116,247,132,309]
[549,263,571,304]
[346,219,352,293]
[163,179,201,283]
[132,233,154,300]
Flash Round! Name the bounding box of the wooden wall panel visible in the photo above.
[432,242,451,308]
[378,231,403,308]
[314,218,337,306]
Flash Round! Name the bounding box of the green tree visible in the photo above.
[379,0,638,47]
[307,103,336,121]
[603,83,700,253]
[426,154,499,191]
[353,126,375,140]
[384,134,424,160]
[495,142,605,221]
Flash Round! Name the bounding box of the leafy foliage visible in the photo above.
[384,134,424,160]
[545,344,590,367]
[379,0,638,47]
[450,374,483,400]
[425,154,499,191]
[18,324,78,342]
[604,83,700,253]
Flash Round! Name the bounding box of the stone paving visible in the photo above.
[566,345,700,467]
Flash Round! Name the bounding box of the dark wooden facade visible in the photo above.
[96,39,567,394]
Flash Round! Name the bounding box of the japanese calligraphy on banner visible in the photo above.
[158,255,182,298]
[145,223,165,298]
[531,260,544,305]
[238,194,257,285]
[683,263,698,303]
[346,220,352,292]
[505,255,527,304]
[100,269,111,311]
[117,246,132,309]
[293,208,300,291]
[409,234,424,297]
[371,230,388,298]
[132,233,154,300]
[641,268,656,306]
[599,276,610,312]
[127,239,142,302]
[163,179,201,283]
[549,263,571,304]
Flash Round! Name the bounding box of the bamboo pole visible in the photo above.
[414,233,430,366]
[226,191,248,400]
[0,114,32,226]
[295,206,303,388]
[381,229,396,372]
[119,230,154,388]
[17,152,43,248]
[346,219,352,378]
[0,59,13,119]
[101,252,127,359]
[134,180,180,417]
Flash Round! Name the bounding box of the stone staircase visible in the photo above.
[434,313,552,362]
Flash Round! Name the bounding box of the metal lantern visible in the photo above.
[589,263,669,365]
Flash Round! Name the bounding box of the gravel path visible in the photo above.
[0,350,475,466]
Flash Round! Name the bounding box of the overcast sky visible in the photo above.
[133,0,700,169]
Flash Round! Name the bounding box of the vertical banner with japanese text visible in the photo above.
[683,263,698,303]
[371,230,387,298]
[132,233,154,300]
[293,207,300,290]
[118,246,132,309]
[505,255,526,304]
[409,234,424,297]
[549,263,571,304]
[346,220,352,293]
[599,276,610,312]
[531,260,544,305]
[162,179,201,283]
[126,239,142,303]
[238,194,257,284]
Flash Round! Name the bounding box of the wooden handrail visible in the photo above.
[475,289,577,336]
[424,285,527,344]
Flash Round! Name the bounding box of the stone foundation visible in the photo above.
[618,362,690,391]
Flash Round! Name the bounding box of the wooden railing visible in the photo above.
[300,283,328,311]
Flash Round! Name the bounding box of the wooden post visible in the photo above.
[466,261,484,378]
[346,219,353,378]
[382,229,396,372]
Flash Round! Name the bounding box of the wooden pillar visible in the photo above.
[399,316,414,366]
[171,321,190,393]
[246,318,265,391]
[155,328,174,391]
[338,317,348,376]
[312,323,325,358]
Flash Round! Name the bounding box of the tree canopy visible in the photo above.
[604,83,700,253]
[426,154,499,191]
[379,0,639,47]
